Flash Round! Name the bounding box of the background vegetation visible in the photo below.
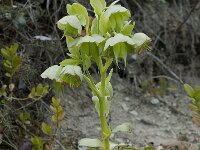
[0,0,200,149]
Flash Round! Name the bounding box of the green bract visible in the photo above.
[41,0,150,149]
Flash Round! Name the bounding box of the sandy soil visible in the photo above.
[58,73,200,149]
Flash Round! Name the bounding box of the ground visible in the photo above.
[56,73,200,149]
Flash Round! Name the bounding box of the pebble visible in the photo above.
[130,110,138,116]
[151,98,160,105]
[125,97,130,101]
[121,103,129,112]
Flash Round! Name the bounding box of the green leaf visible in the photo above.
[36,84,45,96]
[184,84,194,97]
[90,0,106,16]
[51,107,65,123]
[31,137,43,150]
[52,97,61,107]
[96,82,113,98]
[112,123,133,133]
[1,48,10,60]
[79,138,102,148]
[41,123,52,136]
[57,15,82,35]
[105,68,113,84]
[193,87,200,101]
[60,65,83,87]
[41,65,63,82]
[92,96,100,116]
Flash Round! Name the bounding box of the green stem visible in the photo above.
[99,59,110,150]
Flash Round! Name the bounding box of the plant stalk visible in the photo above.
[99,63,110,150]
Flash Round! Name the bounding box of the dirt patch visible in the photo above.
[58,73,200,149]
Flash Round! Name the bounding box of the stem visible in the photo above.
[99,59,110,150]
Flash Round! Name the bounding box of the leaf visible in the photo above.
[91,96,111,117]
[57,15,82,35]
[41,123,52,136]
[52,97,61,107]
[41,65,63,82]
[31,137,43,150]
[96,82,113,98]
[1,48,10,60]
[112,123,133,133]
[193,87,200,101]
[78,138,102,148]
[90,0,106,16]
[92,96,100,116]
[51,109,65,123]
[105,68,113,84]
[184,84,194,97]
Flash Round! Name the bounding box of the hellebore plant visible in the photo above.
[41,0,150,149]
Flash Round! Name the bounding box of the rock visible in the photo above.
[130,110,138,116]
[151,98,160,105]
[125,97,130,101]
[131,54,138,60]
[121,102,129,112]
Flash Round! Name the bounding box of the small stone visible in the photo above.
[121,103,129,111]
[130,110,138,116]
[131,54,138,60]
[151,98,159,105]
[125,97,130,101]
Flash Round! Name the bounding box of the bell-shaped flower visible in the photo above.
[99,4,131,35]
[67,3,89,33]
[131,33,151,53]
[59,65,83,87]
[104,33,135,66]
[57,15,82,37]
[69,34,105,70]
[41,65,83,87]
[41,65,63,82]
